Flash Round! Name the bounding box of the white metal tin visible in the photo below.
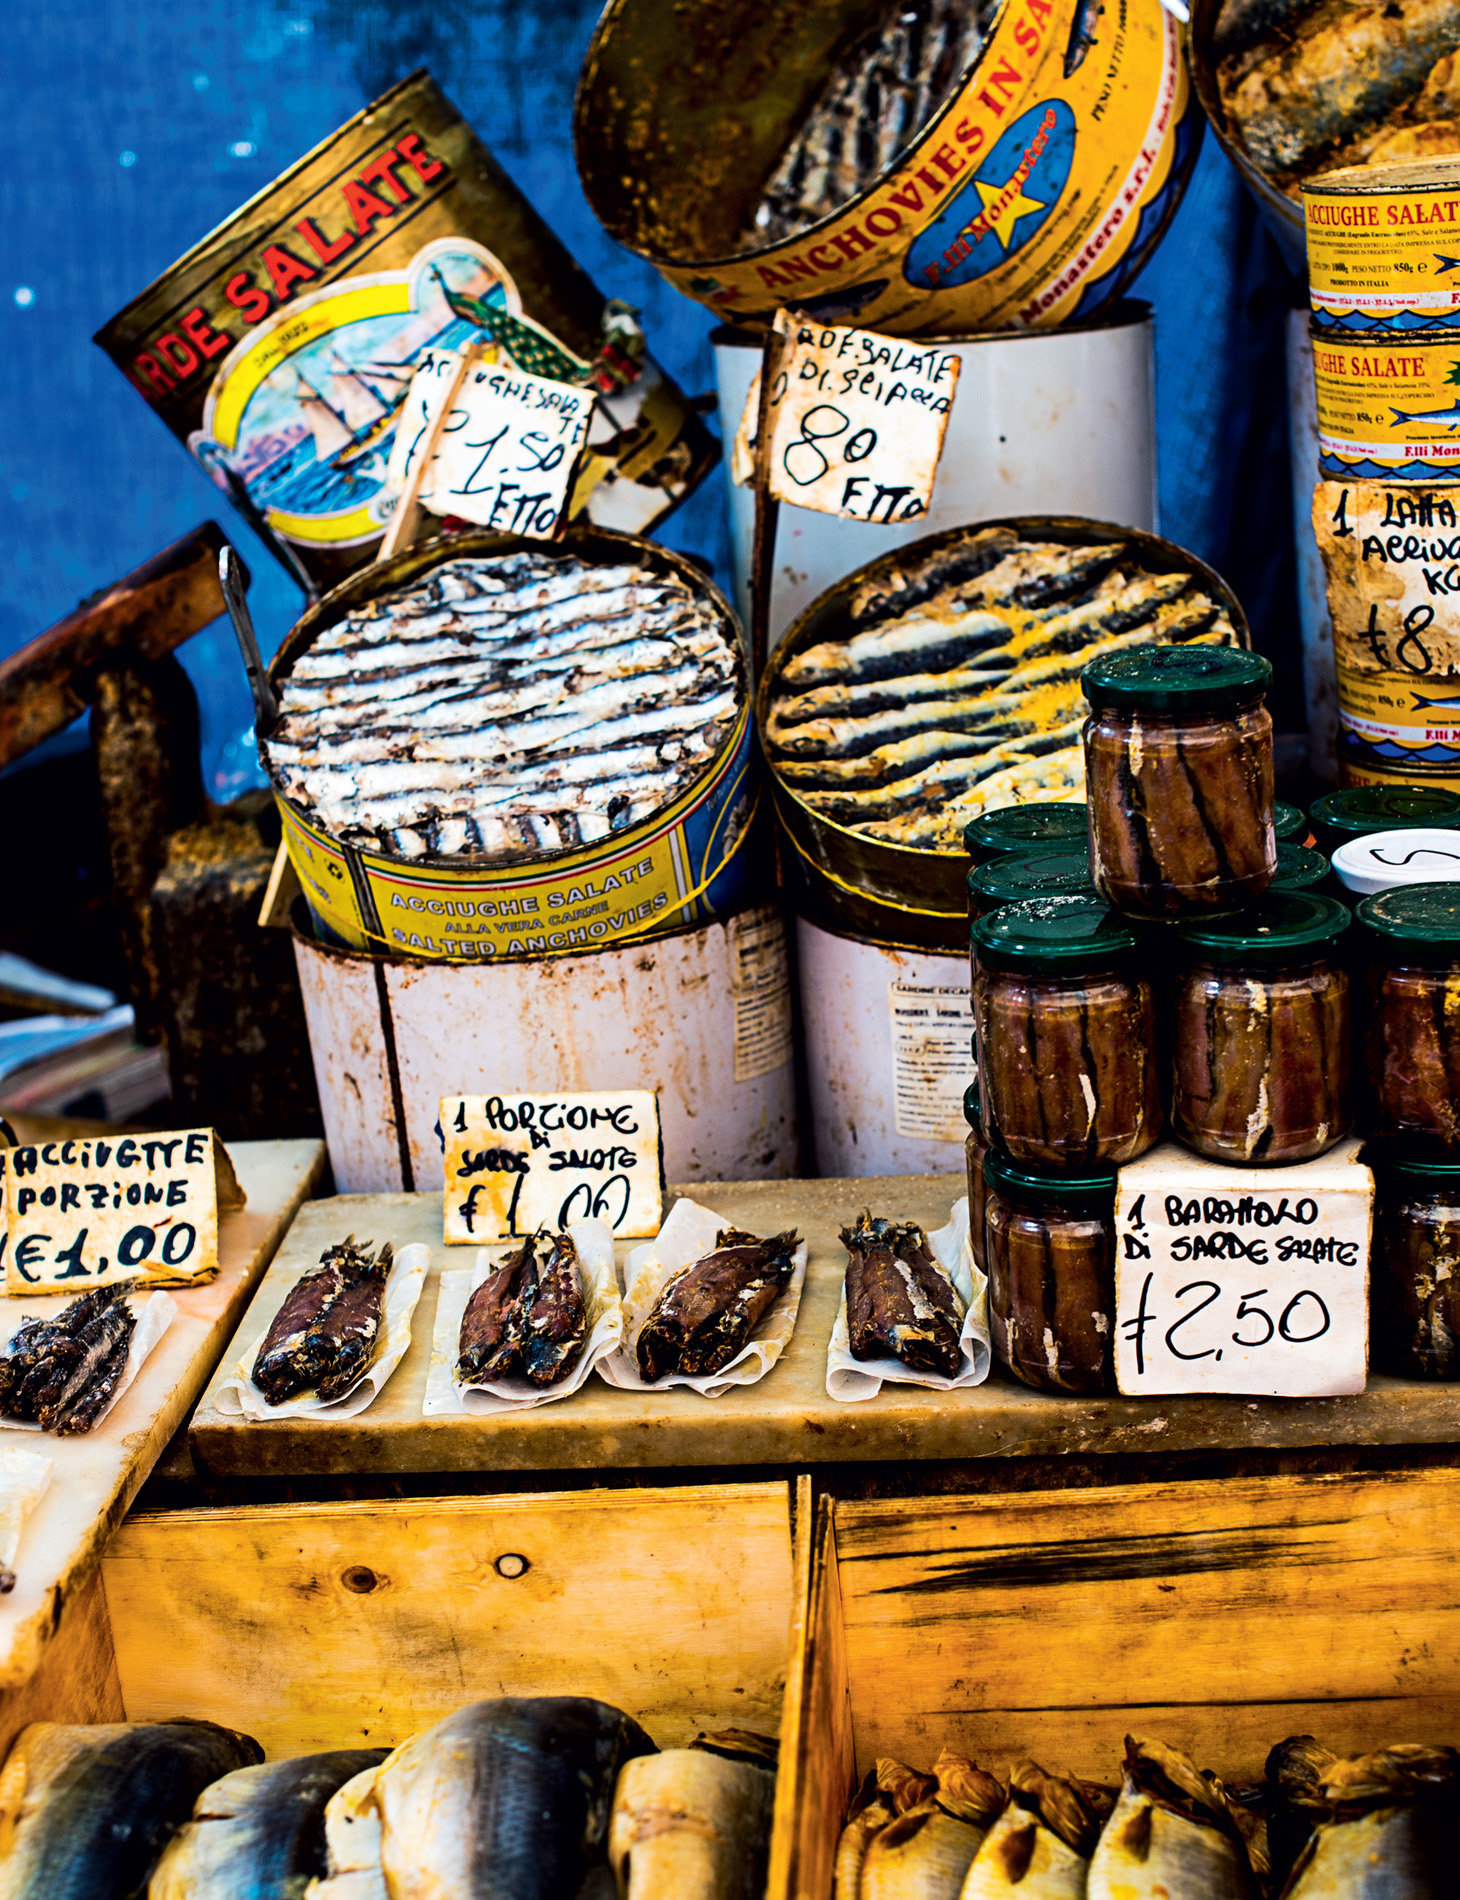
[797,914,974,1178]
[714,309,1158,645]
[1331,828,1460,895]
[293,905,799,1193]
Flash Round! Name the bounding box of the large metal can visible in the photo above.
[94,72,716,594]
[574,0,1200,335]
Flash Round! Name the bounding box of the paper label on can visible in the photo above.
[729,911,793,1084]
[383,349,593,537]
[758,313,958,521]
[660,0,1190,335]
[887,983,975,1143]
[1113,1142,1372,1397]
[1306,184,1460,329]
[1312,337,1460,479]
[441,1092,663,1241]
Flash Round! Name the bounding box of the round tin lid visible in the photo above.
[1355,883,1460,954]
[1080,645,1271,714]
[1374,1153,1460,1185]
[1308,786,1460,854]
[983,1148,1119,1210]
[1331,828,1460,897]
[963,802,1088,865]
[967,850,1094,911]
[1270,842,1330,891]
[1274,801,1308,843]
[1174,892,1351,965]
[972,895,1145,972]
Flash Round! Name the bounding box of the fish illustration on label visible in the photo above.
[188,238,591,551]
[904,101,1076,290]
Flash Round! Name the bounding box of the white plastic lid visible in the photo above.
[1331,828,1460,895]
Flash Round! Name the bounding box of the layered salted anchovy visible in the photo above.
[763,527,1237,850]
[1216,0,1460,194]
[252,1235,392,1404]
[841,1210,963,1376]
[636,1227,799,1382]
[740,0,999,249]
[264,552,742,861]
[457,1229,588,1387]
[0,1282,137,1435]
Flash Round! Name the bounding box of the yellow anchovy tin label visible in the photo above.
[276,704,758,962]
[1305,164,1460,334]
[1334,657,1460,781]
[1312,335,1460,481]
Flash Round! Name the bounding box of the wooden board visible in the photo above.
[0,1138,324,1689]
[190,1174,1460,1477]
[767,1467,1460,1900]
[101,1480,796,1759]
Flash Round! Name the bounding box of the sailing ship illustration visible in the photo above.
[295,353,417,466]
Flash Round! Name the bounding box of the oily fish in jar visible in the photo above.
[1371,1159,1460,1378]
[761,525,1240,853]
[983,1153,1118,1397]
[1214,0,1460,195]
[264,546,742,861]
[1355,885,1460,1156]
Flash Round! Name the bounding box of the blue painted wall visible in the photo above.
[2,0,1299,798]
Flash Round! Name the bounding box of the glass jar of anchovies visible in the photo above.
[964,1079,988,1275]
[967,850,1095,922]
[1355,886,1460,1158]
[1171,895,1351,1166]
[973,896,1162,1168]
[1371,1158,1460,1380]
[983,1151,1117,1395]
[1082,646,1276,919]
[963,802,1089,868]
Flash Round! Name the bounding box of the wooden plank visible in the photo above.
[769,1491,855,1900]
[101,1481,795,1759]
[0,1572,124,1765]
[190,1176,1460,1477]
[0,1138,325,1691]
[0,523,243,769]
[831,1467,1460,1786]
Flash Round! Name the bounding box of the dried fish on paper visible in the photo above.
[147,1750,386,1900]
[0,1285,174,1438]
[0,1721,262,1900]
[601,1199,809,1397]
[828,1199,989,1402]
[264,551,742,862]
[1087,1737,1257,1900]
[608,1734,775,1900]
[251,1238,395,1407]
[422,1221,622,1415]
[761,528,1240,851]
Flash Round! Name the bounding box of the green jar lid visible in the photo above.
[1175,892,1350,965]
[1309,785,1460,854]
[984,1148,1118,1212]
[1270,842,1330,891]
[1081,644,1271,714]
[963,802,1088,864]
[1374,1154,1460,1185]
[967,849,1094,913]
[1274,801,1308,843]
[1355,882,1460,955]
[972,894,1145,972]
[964,1079,981,1131]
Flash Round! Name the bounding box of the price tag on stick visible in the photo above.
[1113,1139,1373,1398]
[0,1129,244,1295]
[751,308,960,522]
[441,1091,664,1243]
[384,348,595,541]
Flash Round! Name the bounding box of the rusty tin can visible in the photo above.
[574,0,1200,335]
[94,72,716,594]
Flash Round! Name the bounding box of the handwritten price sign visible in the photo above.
[385,349,594,539]
[1113,1139,1373,1397]
[441,1091,664,1243]
[754,310,960,522]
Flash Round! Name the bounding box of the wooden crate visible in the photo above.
[0,1478,805,1770]
[769,1467,1460,1900]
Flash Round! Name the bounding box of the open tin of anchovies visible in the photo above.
[262,526,766,962]
[574,0,1201,336]
[94,71,716,596]
[755,514,1252,951]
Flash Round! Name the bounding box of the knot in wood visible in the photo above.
[495,1553,530,1579]
[341,1565,381,1594]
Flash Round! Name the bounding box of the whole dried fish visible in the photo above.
[252,1237,391,1406]
[1087,1737,1256,1900]
[608,1742,774,1900]
[0,1283,137,1436]
[1283,1744,1459,1898]
[523,1231,589,1386]
[0,1720,262,1900]
[457,1235,538,1383]
[859,1800,983,1900]
[636,1228,800,1382]
[842,1210,964,1376]
[147,1749,386,1900]
[963,1759,1112,1898]
[456,1229,589,1387]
